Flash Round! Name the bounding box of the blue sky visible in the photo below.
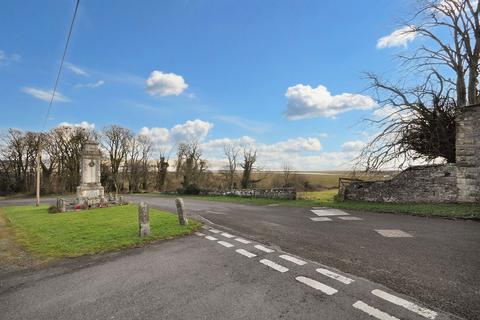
[0,0,416,170]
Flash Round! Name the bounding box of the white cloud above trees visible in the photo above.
[139,119,213,154]
[146,70,188,96]
[341,140,366,152]
[376,26,417,49]
[284,84,376,120]
[22,87,69,102]
[57,121,95,130]
[170,119,214,143]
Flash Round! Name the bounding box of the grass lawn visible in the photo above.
[138,190,480,219]
[1,204,201,259]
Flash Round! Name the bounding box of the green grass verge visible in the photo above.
[2,204,201,258]
[136,190,480,219]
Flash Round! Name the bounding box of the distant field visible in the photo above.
[248,171,396,189]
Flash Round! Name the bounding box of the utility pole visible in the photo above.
[36,0,80,206]
[35,146,41,206]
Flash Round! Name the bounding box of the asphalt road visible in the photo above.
[123,195,480,320]
[1,196,478,319]
[1,226,458,320]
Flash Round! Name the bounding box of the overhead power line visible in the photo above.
[41,0,81,130]
[37,0,81,206]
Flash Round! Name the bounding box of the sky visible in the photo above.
[0,0,420,170]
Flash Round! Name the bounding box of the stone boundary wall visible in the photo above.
[339,164,458,203]
[208,188,297,200]
[340,104,479,203]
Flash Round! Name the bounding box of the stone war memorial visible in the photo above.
[76,140,105,205]
[338,104,480,203]
[55,140,114,212]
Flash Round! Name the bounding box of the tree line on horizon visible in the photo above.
[0,125,306,196]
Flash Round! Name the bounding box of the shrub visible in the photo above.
[48,205,61,214]
[177,184,201,195]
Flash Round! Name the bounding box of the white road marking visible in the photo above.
[311,209,350,217]
[352,301,399,320]
[375,229,413,238]
[209,229,221,234]
[310,217,332,222]
[372,289,438,319]
[316,268,354,284]
[194,232,205,236]
[205,236,218,241]
[295,276,338,295]
[236,249,257,258]
[279,254,307,266]
[218,241,234,248]
[234,238,251,244]
[221,232,235,238]
[259,259,289,273]
[338,216,363,221]
[254,245,275,253]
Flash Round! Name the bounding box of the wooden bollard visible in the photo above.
[175,198,188,226]
[138,202,150,237]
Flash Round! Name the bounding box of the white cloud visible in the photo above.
[138,120,362,170]
[376,26,417,49]
[284,84,376,120]
[57,121,95,130]
[138,119,214,157]
[138,127,171,151]
[66,62,89,76]
[200,135,359,171]
[0,50,21,66]
[170,119,213,143]
[22,87,69,102]
[146,70,188,96]
[341,140,366,152]
[267,137,322,153]
[75,80,105,89]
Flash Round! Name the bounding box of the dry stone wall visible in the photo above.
[341,164,458,203]
[339,104,480,203]
[207,188,297,200]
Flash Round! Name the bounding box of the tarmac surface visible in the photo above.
[1,196,478,319]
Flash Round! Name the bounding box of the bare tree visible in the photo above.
[361,0,478,169]
[47,126,90,193]
[401,0,479,106]
[156,153,169,192]
[175,142,206,193]
[282,161,294,187]
[101,125,132,195]
[0,129,40,193]
[361,72,457,170]
[240,147,257,189]
[125,135,151,192]
[223,143,240,190]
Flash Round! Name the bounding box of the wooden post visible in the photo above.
[35,151,41,207]
[138,202,150,237]
[175,198,188,226]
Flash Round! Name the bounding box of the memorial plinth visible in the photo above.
[76,140,104,204]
